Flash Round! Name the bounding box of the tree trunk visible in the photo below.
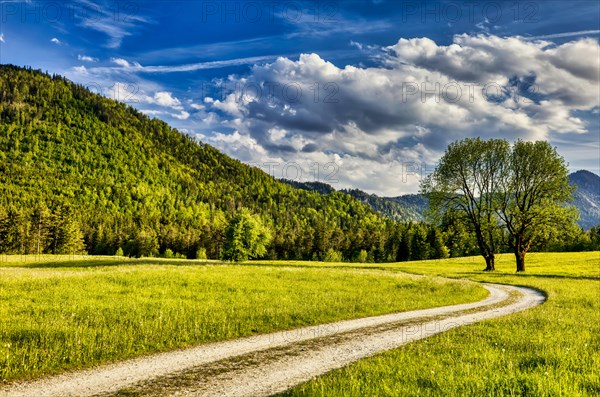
[514,237,526,272]
[483,254,495,271]
[515,250,525,272]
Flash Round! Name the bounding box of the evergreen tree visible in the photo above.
[410,224,430,261]
[397,225,412,262]
[427,227,449,259]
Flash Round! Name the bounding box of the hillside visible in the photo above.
[341,190,426,222]
[569,170,600,229]
[279,180,426,222]
[0,65,400,260]
[281,180,336,195]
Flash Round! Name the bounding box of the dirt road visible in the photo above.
[0,282,545,397]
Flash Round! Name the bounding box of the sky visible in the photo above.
[0,0,599,196]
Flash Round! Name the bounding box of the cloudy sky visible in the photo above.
[1,0,599,195]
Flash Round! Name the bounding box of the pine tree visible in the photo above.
[427,227,449,259]
[397,225,412,262]
[410,224,430,260]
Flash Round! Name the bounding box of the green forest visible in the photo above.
[0,65,598,260]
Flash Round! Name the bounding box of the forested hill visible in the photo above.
[0,65,399,260]
[280,180,426,222]
[341,190,427,222]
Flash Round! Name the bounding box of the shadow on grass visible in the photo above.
[470,272,600,281]
[18,258,224,269]
[244,262,393,272]
[246,262,599,281]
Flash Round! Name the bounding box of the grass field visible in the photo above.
[0,257,486,382]
[277,252,600,397]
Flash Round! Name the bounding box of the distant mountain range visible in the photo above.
[280,180,428,222]
[569,170,600,229]
[283,170,600,229]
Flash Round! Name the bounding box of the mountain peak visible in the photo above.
[569,170,600,229]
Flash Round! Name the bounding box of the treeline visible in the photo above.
[0,200,481,261]
[0,204,84,255]
[544,225,600,253]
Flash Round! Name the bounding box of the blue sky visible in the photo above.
[1,0,599,195]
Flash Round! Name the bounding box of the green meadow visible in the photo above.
[0,256,485,382]
[1,252,597,396]
[278,252,600,397]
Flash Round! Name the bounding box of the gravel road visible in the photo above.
[0,282,545,397]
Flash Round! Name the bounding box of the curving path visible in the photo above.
[0,283,545,397]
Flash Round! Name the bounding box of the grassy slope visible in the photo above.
[0,258,486,382]
[278,252,600,397]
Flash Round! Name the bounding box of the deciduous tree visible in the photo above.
[422,138,510,271]
[222,209,272,262]
[498,140,578,271]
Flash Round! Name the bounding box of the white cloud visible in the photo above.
[51,37,61,45]
[171,110,190,120]
[475,18,490,33]
[204,131,270,163]
[111,58,129,67]
[151,91,181,108]
[200,35,600,195]
[80,56,277,77]
[110,57,141,68]
[78,54,98,62]
[72,65,88,74]
[140,109,165,116]
[0,33,4,43]
[201,112,220,125]
[350,40,363,50]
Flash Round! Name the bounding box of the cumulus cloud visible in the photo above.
[200,34,599,195]
[171,110,190,120]
[0,33,4,43]
[149,91,182,109]
[51,37,62,45]
[387,34,599,108]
